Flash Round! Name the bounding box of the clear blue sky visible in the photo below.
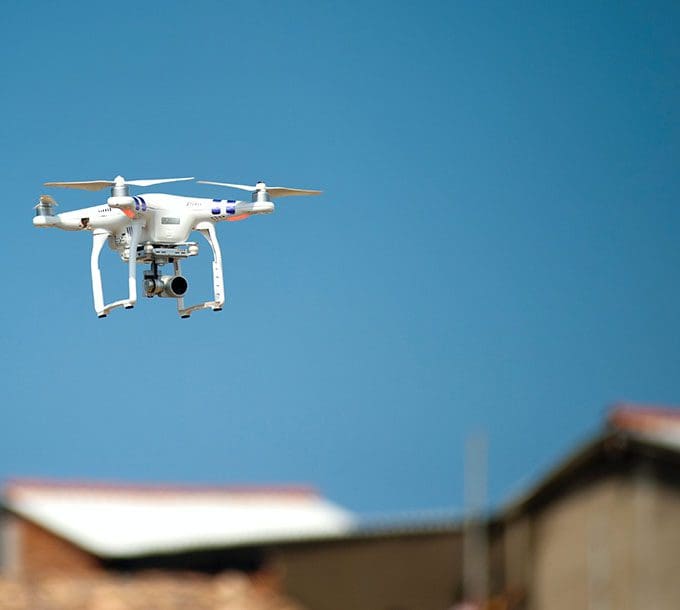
[1,1,679,515]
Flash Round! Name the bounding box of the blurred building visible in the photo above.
[2,403,680,610]
[0,481,354,575]
[497,403,680,610]
[0,481,462,610]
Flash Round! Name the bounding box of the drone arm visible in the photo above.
[176,221,225,318]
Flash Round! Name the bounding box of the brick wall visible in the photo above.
[0,572,306,610]
[12,516,103,576]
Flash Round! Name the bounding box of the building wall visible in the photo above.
[502,457,680,610]
[274,531,462,610]
[528,473,636,610]
[630,462,680,610]
[0,510,16,575]
[503,514,531,603]
[5,515,102,577]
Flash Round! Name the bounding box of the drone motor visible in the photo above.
[33,195,59,226]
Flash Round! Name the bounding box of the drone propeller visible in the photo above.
[44,175,194,192]
[35,195,58,208]
[198,180,321,199]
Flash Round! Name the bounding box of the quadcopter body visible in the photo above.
[33,176,320,318]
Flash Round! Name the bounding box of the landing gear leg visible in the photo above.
[176,221,225,318]
[91,221,142,317]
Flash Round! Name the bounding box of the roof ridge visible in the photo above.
[608,403,680,431]
[609,402,680,417]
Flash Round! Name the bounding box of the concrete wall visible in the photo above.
[503,458,680,610]
[503,514,531,603]
[630,462,680,610]
[274,531,462,610]
[529,473,634,610]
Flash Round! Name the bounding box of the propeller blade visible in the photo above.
[267,187,322,198]
[44,180,114,191]
[197,181,258,192]
[125,177,194,187]
[198,181,322,197]
[44,176,194,191]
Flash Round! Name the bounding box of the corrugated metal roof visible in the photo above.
[356,508,463,536]
[4,480,355,558]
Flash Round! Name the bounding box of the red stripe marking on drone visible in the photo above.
[226,214,249,222]
[122,209,136,219]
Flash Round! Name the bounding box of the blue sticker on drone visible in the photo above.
[211,207,221,215]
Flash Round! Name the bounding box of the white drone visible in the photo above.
[33,176,321,318]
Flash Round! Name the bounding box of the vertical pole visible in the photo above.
[463,433,489,605]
